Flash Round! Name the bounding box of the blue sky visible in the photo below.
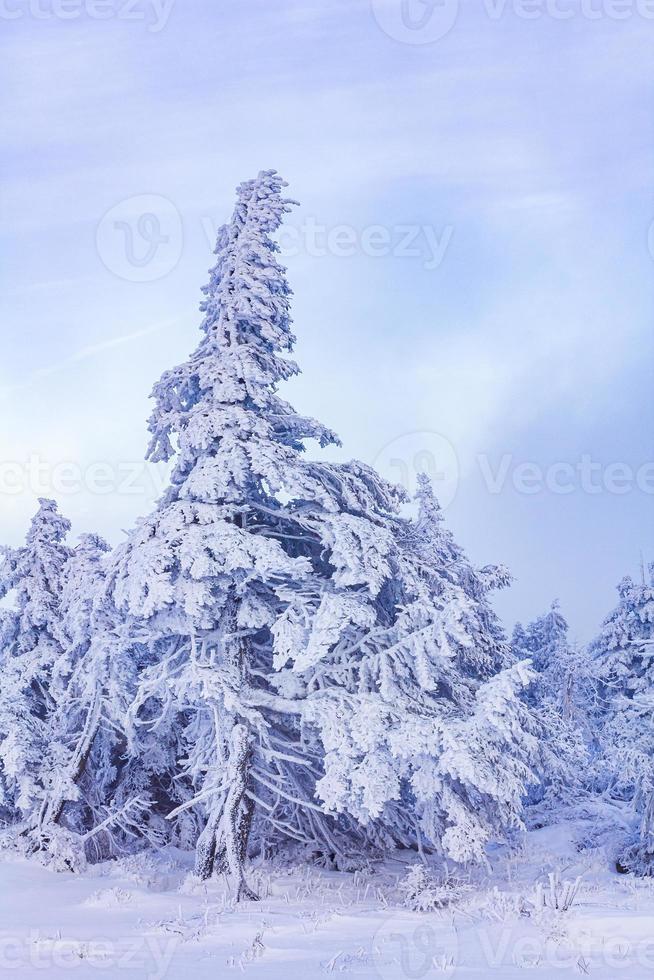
[2,0,652,640]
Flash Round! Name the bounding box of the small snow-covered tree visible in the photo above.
[0,601,18,822]
[35,532,117,862]
[0,499,71,849]
[513,602,569,675]
[106,171,538,896]
[52,532,172,864]
[0,511,174,866]
[592,565,654,872]
[512,604,591,813]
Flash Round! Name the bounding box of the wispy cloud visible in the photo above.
[0,321,174,400]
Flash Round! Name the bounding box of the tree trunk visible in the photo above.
[640,790,654,854]
[48,685,102,830]
[193,724,257,898]
[194,590,258,899]
[194,810,222,880]
[223,723,258,901]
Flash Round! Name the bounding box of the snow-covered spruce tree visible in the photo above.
[49,533,113,844]
[306,474,539,863]
[40,531,149,865]
[511,604,591,813]
[107,170,386,898]
[0,512,171,866]
[0,598,18,824]
[592,565,654,872]
[107,170,538,897]
[512,602,569,675]
[50,532,171,865]
[0,499,72,853]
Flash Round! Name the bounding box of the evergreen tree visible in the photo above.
[107,171,538,896]
[0,597,18,822]
[108,170,396,897]
[39,533,114,861]
[512,602,569,674]
[307,475,538,863]
[593,565,654,872]
[512,603,591,813]
[0,512,170,866]
[0,499,71,849]
[53,532,169,865]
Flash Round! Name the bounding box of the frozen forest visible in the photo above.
[1,172,652,978]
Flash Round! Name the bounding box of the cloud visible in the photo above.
[0,321,174,400]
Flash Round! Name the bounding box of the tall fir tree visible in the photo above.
[107,171,538,896]
[107,170,400,897]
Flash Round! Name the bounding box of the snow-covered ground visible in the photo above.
[2,820,654,978]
